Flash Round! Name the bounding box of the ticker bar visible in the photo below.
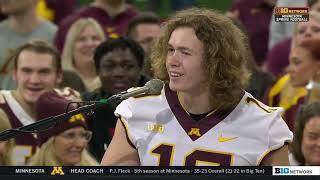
[0,166,272,176]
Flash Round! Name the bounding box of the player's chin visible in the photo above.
[169,81,184,91]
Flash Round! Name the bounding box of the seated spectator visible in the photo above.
[62,18,105,92]
[28,91,98,166]
[81,37,149,161]
[265,11,320,129]
[267,38,320,132]
[54,0,139,52]
[290,102,320,165]
[0,40,81,165]
[288,38,320,125]
[0,0,57,90]
[126,12,161,78]
[0,110,15,166]
[0,40,62,165]
[291,38,320,105]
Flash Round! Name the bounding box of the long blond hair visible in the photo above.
[28,137,98,166]
[151,8,251,110]
[0,109,15,166]
[61,18,105,72]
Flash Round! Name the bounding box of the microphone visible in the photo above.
[98,79,164,105]
[0,79,164,141]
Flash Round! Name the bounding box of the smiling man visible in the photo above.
[81,37,149,162]
[0,40,62,165]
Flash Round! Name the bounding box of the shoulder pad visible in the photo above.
[246,96,279,114]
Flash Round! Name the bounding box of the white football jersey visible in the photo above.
[115,85,293,166]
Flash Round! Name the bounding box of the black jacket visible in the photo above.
[81,75,150,162]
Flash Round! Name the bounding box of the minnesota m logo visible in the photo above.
[69,113,85,123]
[51,166,64,175]
[188,128,201,137]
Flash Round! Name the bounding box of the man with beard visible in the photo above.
[81,37,148,162]
[0,0,57,90]
[54,0,139,53]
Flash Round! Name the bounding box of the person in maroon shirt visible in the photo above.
[54,0,139,53]
[228,0,275,66]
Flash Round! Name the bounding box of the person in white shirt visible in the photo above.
[101,8,293,166]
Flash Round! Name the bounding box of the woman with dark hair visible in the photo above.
[290,102,320,165]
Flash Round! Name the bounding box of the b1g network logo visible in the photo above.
[273,166,320,176]
[274,7,309,22]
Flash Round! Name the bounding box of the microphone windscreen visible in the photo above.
[145,79,164,95]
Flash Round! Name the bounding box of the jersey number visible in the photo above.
[151,143,232,166]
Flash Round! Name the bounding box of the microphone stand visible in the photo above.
[0,94,122,141]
